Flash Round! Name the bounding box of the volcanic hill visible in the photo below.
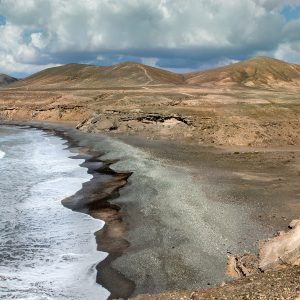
[15,62,184,88]
[185,56,300,88]
[10,56,300,90]
[0,74,18,86]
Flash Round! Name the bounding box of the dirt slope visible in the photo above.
[185,56,300,88]
[15,62,184,88]
[0,74,18,86]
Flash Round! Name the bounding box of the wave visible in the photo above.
[0,127,109,300]
[0,150,5,159]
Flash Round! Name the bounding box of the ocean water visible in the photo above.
[0,126,109,300]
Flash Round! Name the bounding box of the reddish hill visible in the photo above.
[185,56,300,88]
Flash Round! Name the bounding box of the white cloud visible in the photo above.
[140,57,159,67]
[0,52,60,76]
[0,0,299,76]
[31,32,48,49]
[273,42,300,64]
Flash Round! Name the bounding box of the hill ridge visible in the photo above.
[185,56,300,88]
[18,61,184,88]
[0,74,18,86]
[12,56,300,89]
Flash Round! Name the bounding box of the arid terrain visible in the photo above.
[0,56,300,299]
[1,57,300,149]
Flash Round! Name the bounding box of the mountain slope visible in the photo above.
[17,62,184,88]
[0,74,18,86]
[12,56,300,89]
[185,56,300,88]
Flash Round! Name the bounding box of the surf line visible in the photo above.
[0,150,5,159]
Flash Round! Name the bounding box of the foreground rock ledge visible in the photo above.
[128,220,300,300]
[130,265,300,299]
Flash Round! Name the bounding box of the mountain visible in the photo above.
[11,56,300,89]
[0,74,18,86]
[185,56,300,88]
[16,62,184,88]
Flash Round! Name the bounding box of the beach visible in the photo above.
[2,121,299,299]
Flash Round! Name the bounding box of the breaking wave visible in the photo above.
[0,126,109,300]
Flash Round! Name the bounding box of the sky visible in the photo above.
[1,0,300,78]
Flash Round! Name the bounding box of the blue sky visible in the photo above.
[0,15,6,26]
[0,0,300,78]
[281,4,300,21]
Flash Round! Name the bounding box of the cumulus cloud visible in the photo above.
[0,0,299,76]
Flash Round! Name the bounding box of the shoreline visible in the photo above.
[51,128,136,299]
[0,122,135,299]
[0,125,110,299]
[1,120,300,299]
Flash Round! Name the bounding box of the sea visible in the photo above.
[0,125,109,300]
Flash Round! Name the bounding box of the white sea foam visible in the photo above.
[0,126,110,300]
[0,150,5,159]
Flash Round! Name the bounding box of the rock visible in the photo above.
[226,256,240,278]
[259,219,300,271]
[96,119,117,131]
[226,253,259,278]
[130,108,143,113]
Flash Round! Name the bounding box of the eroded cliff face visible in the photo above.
[0,90,91,122]
[76,110,300,148]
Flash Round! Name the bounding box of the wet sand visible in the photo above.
[2,121,300,299]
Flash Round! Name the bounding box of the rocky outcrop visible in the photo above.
[76,111,195,140]
[259,219,300,270]
[226,219,300,278]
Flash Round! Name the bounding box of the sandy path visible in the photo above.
[138,65,154,85]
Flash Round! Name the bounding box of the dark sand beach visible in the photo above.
[2,121,299,299]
